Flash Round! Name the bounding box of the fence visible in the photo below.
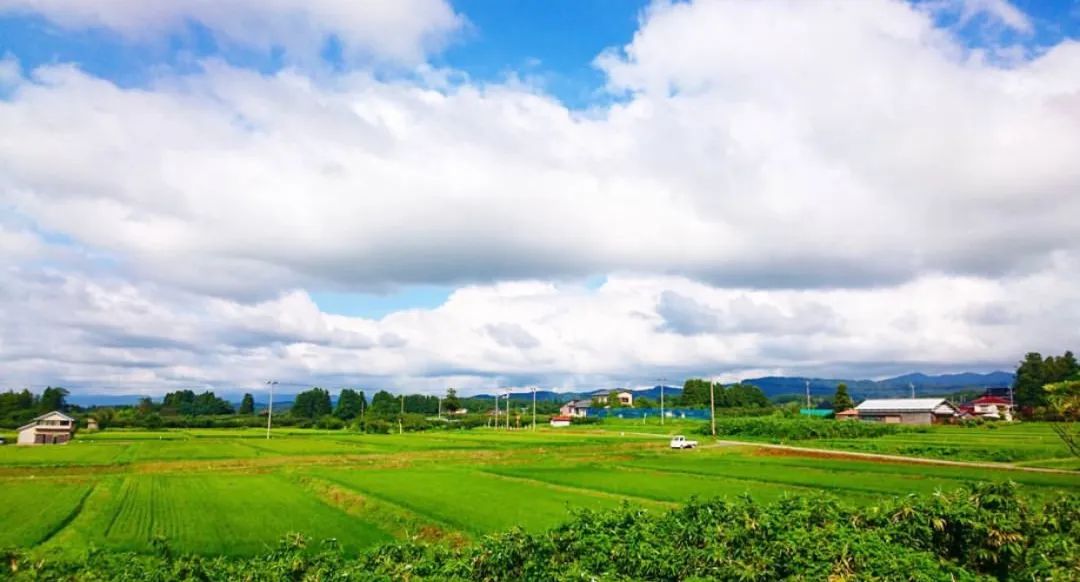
[592,408,711,420]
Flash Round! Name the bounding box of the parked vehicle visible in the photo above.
[669,435,698,449]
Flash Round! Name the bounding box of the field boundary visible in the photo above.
[479,469,678,509]
[709,440,1080,474]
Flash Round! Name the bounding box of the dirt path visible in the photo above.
[603,431,1078,475]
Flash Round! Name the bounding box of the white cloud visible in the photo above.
[1,0,1078,392]
[1,259,1077,394]
[0,0,463,64]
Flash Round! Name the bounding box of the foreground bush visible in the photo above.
[4,482,1078,581]
[695,415,926,440]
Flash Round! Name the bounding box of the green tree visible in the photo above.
[1014,351,1080,407]
[334,389,364,420]
[137,397,154,416]
[680,379,711,407]
[635,396,655,409]
[39,386,69,412]
[607,390,624,409]
[444,388,461,413]
[369,390,399,415]
[832,383,855,411]
[91,407,116,429]
[292,388,333,419]
[1046,380,1080,458]
[238,393,255,415]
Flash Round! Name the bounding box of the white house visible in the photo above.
[559,399,591,417]
[589,391,634,407]
[855,399,959,425]
[17,411,76,445]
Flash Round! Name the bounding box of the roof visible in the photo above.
[550,415,572,421]
[972,396,1011,405]
[564,399,591,408]
[835,409,859,416]
[855,398,956,413]
[800,409,834,417]
[17,410,76,431]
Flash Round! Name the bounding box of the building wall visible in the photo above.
[17,427,36,445]
[860,412,933,425]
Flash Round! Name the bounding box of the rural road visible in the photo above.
[609,431,1079,475]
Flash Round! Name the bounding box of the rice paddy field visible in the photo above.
[1,423,1077,558]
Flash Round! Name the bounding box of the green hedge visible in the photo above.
[696,415,926,440]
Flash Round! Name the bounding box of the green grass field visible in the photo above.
[1,423,1076,557]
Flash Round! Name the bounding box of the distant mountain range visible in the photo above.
[482,371,1015,402]
[63,371,1014,407]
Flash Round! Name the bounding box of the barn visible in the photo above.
[854,398,959,425]
[17,411,76,445]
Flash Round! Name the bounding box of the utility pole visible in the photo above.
[805,379,811,409]
[505,392,510,431]
[493,392,498,428]
[910,382,915,399]
[399,394,404,435]
[265,380,277,440]
[532,386,537,431]
[710,376,717,437]
[438,396,442,420]
[658,377,667,426]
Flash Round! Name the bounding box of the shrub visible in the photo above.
[4,483,1077,581]
[695,416,924,440]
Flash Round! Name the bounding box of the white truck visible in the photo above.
[669,435,698,449]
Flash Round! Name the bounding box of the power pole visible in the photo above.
[399,394,404,435]
[710,377,717,437]
[532,386,537,431]
[265,380,277,440]
[658,378,667,426]
[910,382,916,399]
[493,392,498,428]
[805,379,811,409]
[505,392,510,431]
[438,396,442,420]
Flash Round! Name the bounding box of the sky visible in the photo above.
[1,0,1079,397]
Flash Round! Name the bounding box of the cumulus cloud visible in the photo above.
[1,0,1078,393]
[0,0,463,64]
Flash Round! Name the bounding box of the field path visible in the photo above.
[609,431,1079,475]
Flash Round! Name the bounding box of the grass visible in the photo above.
[1,422,1076,557]
[47,474,392,556]
[311,466,640,535]
[0,480,93,547]
[0,441,131,466]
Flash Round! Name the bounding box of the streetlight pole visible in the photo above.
[710,376,717,437]
[658,378,667,426]
[265,380,277,440]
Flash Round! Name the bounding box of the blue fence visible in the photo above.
[592,408,711,420]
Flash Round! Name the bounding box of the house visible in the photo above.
[835,408,859,420]
[967,393,1015,421]
[17,411,76,445]
[589,390,634,407]
[559,399,592,417]
[855,398,959,425]
[549,415,572,427]
[86,418,100,431]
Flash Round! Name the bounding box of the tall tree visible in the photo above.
[369,390,399,415]
[334,389,363,420]
[444,388,461,413]
[238,393,255,415]
[39,386,69,412]
[833,383,855,411]
[292,388,333,418]
[137,397,154,416]
[1014,351,1080,407]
